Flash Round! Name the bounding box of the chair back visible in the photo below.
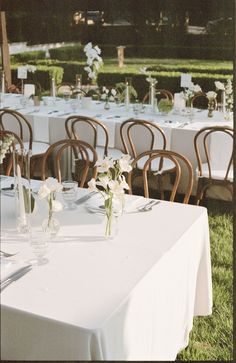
[127,149,193,204]
[41,139,98,186]
[65,115,109,157]
[0,130,24,176]
[191,92,217,109]
[142,89,173,104]
[0,109,33,150]
[57,83,74,96]
[194,126,233,181]
[120,118,167,157]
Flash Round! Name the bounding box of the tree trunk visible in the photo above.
[0,11,11,88]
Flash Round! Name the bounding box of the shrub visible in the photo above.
[10,50,46,63]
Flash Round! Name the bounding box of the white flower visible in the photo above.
[94,45,101,54]
[88,178,98,192]
[108,180,125,197]
[119,154,132,173]
[119,175,129,190]
[215,81,225,91]
[193,84,202,93]
[95,157,114,172]
[45,177,63,193]
[38,183,51,199]
[206,91,217,100]
[84,42,103,81]
[26,65,36,73]
[97,175,110,189]
[111,88,117,96]
[51,200,63,212]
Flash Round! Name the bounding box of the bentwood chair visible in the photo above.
[57,83,75,96]
[65,115,124,160]
[0,109,50,178]
[127,149,193,204]
[142,89,173,104]
[120,118,176,199]
[41,139,98,187]
[194,126,233,205]
[190,92,217,109]
[0,130,24,176]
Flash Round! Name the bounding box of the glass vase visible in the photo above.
[104,196,123,239]
[42,211,60,237]
[207,101,214,118]
[104,98,110,110]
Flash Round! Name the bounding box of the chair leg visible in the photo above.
[195,178,205,205]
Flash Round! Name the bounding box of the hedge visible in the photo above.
[10,50,46,63]
[10,64,64,91]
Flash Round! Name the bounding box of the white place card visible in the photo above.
[180,74,192,88]
[17,66,27,79]
[24,84,35,98]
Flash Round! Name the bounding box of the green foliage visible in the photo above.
[115,82,138,102]
[157,99,173,113]
[49,45,85,61]
[10,50,46,63]
[177,201,233,360]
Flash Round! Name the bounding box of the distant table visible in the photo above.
[1,183,212,360]
[1,94,233,199]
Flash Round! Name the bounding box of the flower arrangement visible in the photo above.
[115,82,138,103]
[206,91,217,118]
[158,98,173,114]
[84,42,103,84]
[140,67,158,86]
[215,79,233,113]
[38,177,63,235]
[0,134,14,164]
[100,86,117,102]
[181,82,202,107]
[88,155,132,237]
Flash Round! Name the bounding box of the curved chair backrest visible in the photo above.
[120,118,167,158]
[191,92,217,109]
[127,149,193,204]
[142,89,173,104]
[41,139,98,186]
[57,83,74,96]
[194,126,233,181]
[65,115,109,157]
[0,109,33,150]
[0,130,24,176]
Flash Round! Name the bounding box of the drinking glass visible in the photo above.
[63,91,71,102]
[30,229,50,266]
[62,180,78,210]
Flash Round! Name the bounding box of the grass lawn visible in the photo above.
[177,199,233,360]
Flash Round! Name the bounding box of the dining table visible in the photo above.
[0,176,212,360]
[1,93,233,200]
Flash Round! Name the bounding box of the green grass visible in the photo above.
[177,200,233,360]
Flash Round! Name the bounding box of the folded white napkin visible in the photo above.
[0,257,31,284]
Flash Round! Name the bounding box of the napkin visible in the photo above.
[0,257,31,284]
[85,194,145,214]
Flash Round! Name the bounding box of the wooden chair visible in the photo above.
[65,115,124,160]
[120,118,176,199]
[0,109,50,178]
[194,126,233,205]
[41,139,98,187]
[127,149,193,204]
[190,92,217,109]
[142,89,173,104]
[0,130,24,176]
[57,83,75,96]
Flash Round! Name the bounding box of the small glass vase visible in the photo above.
[42,211,60,237]
[104,98,110,110]
[104,196,123,239]
[207,101,214,118]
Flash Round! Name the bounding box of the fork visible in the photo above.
[137,200,160,212]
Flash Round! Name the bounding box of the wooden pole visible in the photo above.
[0,11,11,87]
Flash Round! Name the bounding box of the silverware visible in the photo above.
[0,250,18,257]
[1,265,32,292]
[75,191,97,205]
[178,122,190,128]
[137,199,160,212]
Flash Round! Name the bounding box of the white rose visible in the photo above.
[51,199,63,212]
[215,81,225,91]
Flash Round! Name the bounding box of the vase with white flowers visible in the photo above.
[38,177,63,236]
[84,42,103,87]
[140,67,158,110]
[215,79,233,120]
[206,91,217,118]
[0,133,14,165]
[180,82,202,120]
[88,155,132,238]
[100,86,117,110]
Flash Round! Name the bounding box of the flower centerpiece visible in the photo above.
[0,134,14,164]
[84,42,103,88]
[115,82,137,103]
[100,86,117,109]
[215,79,233,119]
[206,91,217,118]
[181,82,202,108]
[38,177,63,236]
[140,67,158,108]
[88,155,132,237]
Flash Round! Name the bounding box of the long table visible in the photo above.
[1,180,212,360]
[1,93,233,200]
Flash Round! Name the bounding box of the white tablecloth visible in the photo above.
[1,96,233,199]
[1,185,212,360]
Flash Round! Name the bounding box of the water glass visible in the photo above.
[30,229,50,266]
[62,180,78,210]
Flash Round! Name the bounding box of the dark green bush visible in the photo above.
[10,64,64,90]
[49,45,86,61]
[10,50,46,63]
